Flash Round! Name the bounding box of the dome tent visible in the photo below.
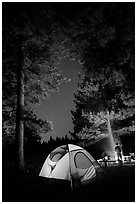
[39,144,104,189]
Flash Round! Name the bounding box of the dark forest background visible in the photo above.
[2,2,135,174]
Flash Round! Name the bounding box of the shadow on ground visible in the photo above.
[2,165,135,202]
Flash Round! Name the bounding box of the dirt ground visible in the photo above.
[2,164,135,202]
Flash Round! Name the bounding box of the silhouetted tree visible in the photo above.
[2,3,69,172]
[69,3,134,147]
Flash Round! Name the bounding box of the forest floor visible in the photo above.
[2,163,135,202]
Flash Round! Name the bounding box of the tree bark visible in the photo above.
[106,110,115,156]
[15,41,25,172]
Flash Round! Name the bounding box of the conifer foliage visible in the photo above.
[70,3,135,148]
[2,3,68,171]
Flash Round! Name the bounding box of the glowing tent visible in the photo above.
[39,144,104,189]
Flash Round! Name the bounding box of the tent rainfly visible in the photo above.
[39,144,104,189]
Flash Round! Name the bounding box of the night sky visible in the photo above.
[33,58,82,142]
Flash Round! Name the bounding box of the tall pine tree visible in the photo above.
[2,3,70,171]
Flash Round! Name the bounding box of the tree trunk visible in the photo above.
[15,41,25,172]
[106,110,115,157]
